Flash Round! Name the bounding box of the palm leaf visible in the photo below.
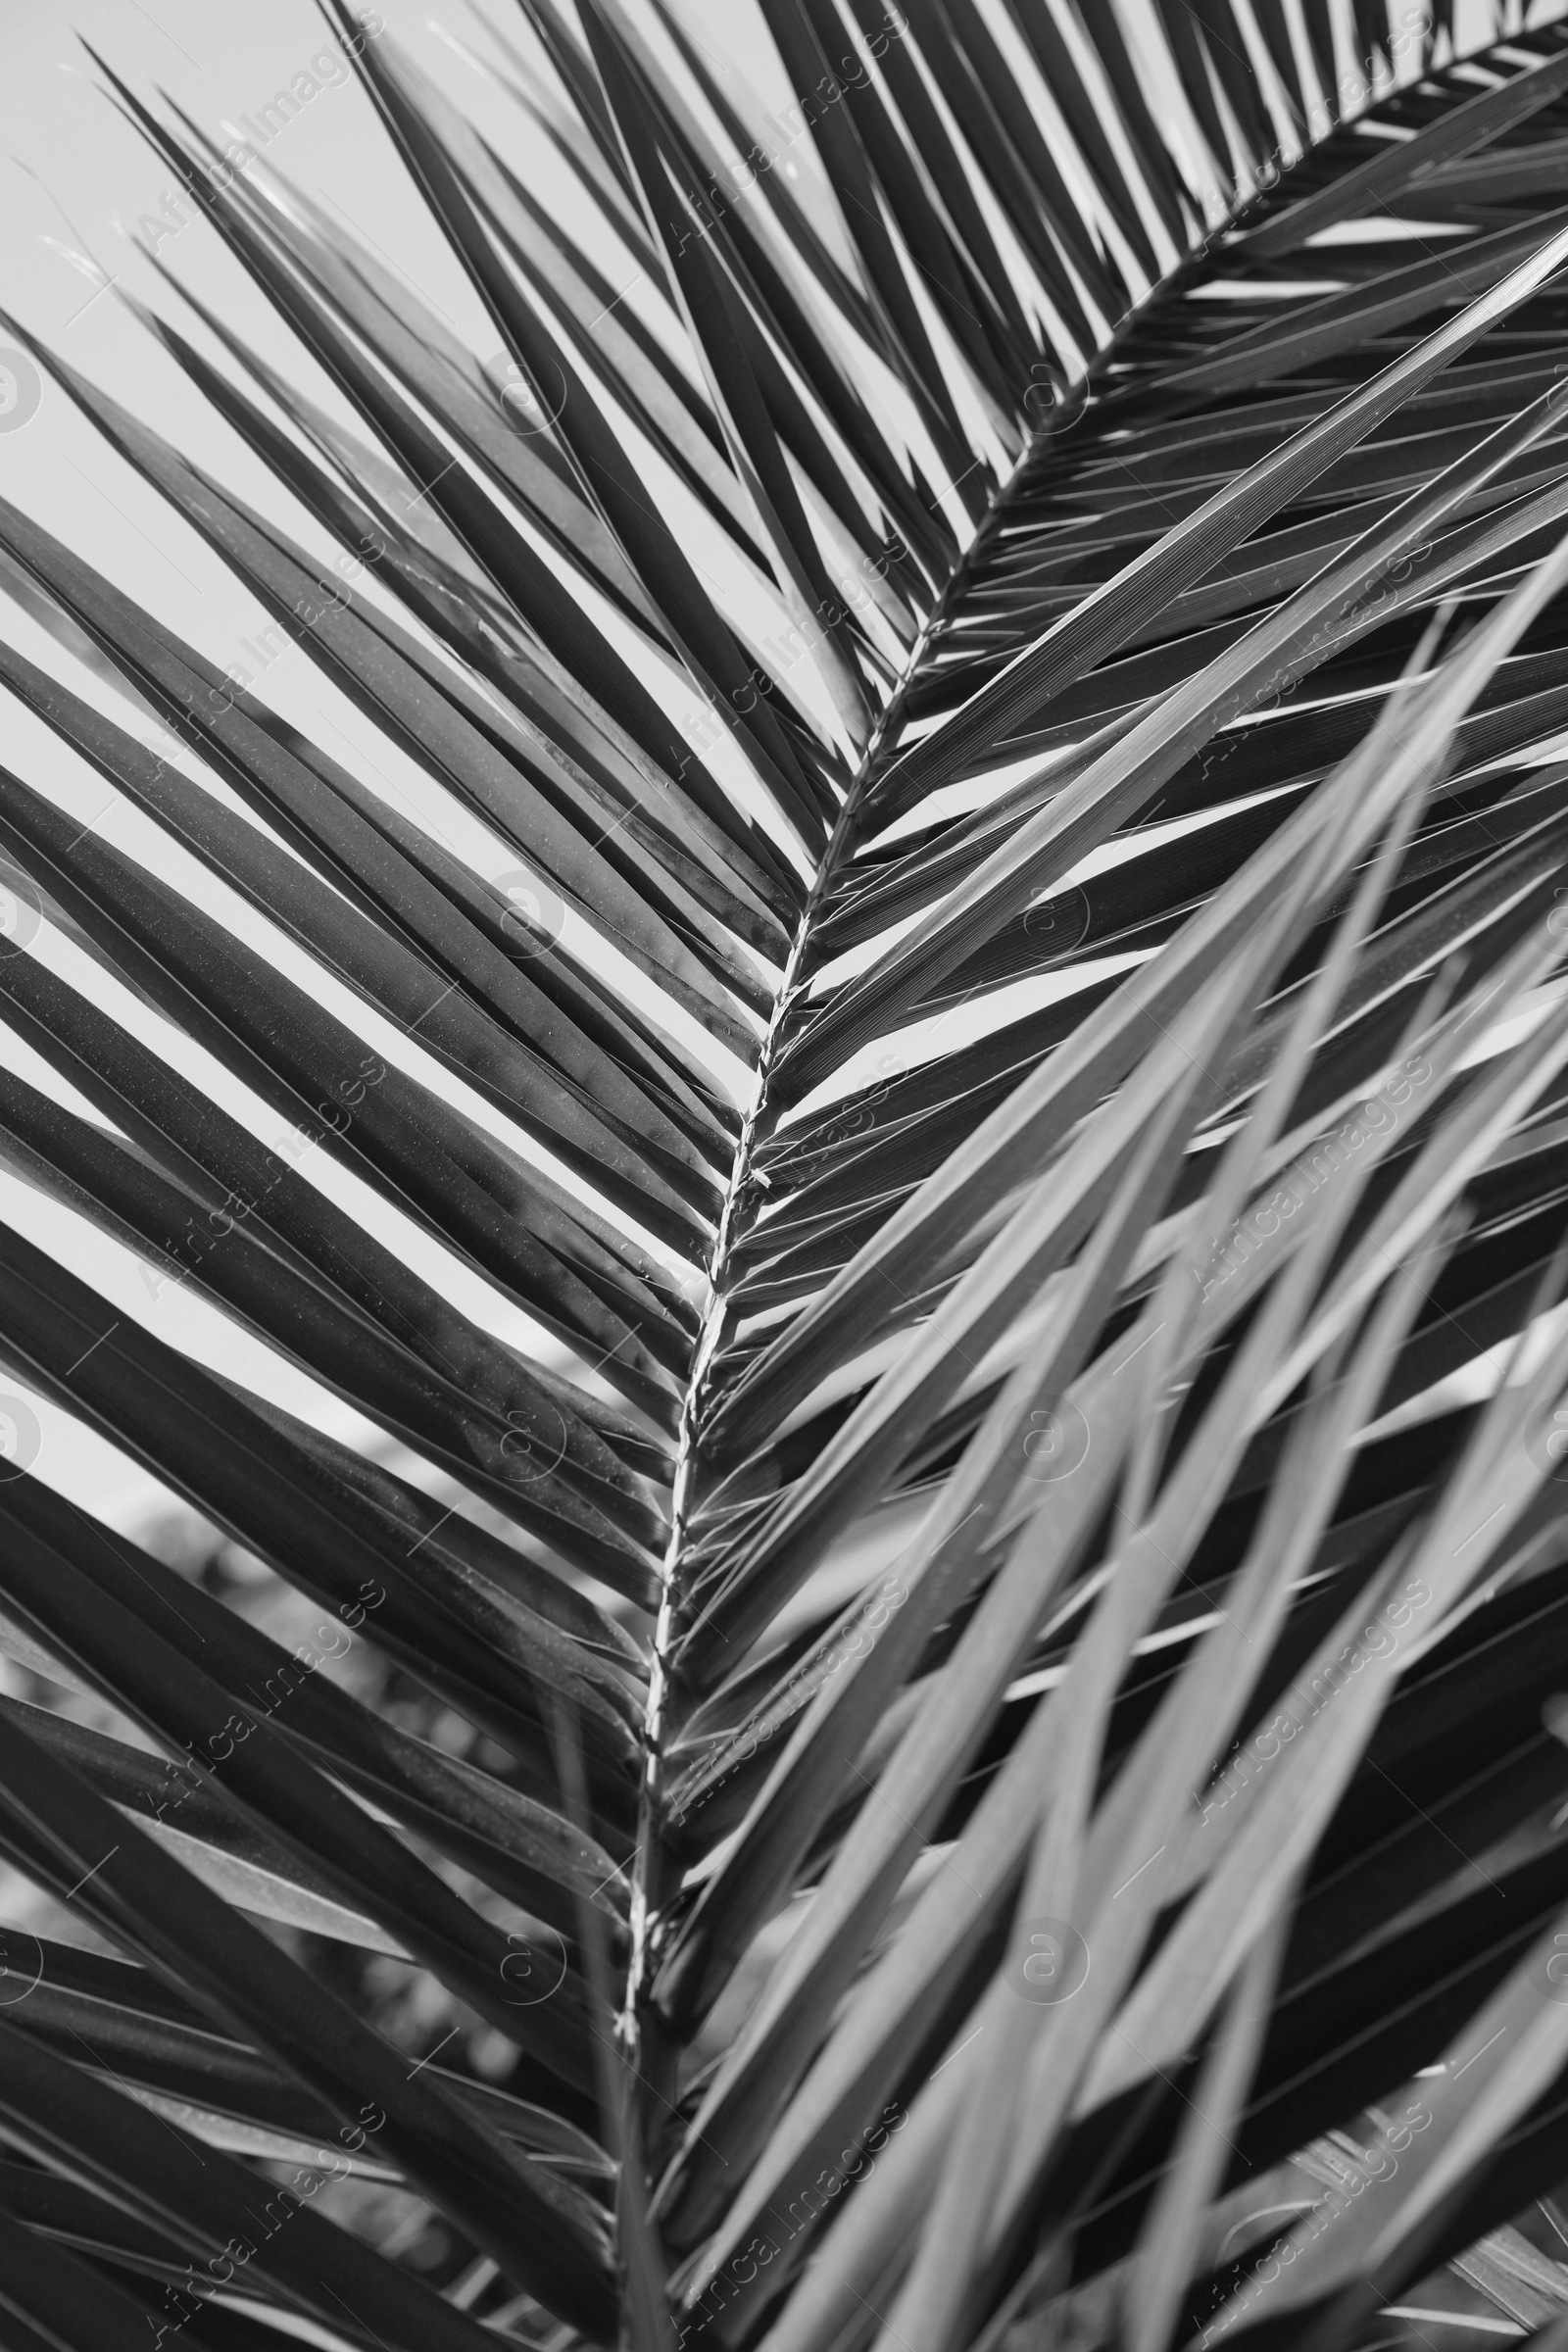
[8,4,1568,2348]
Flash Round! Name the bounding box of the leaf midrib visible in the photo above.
[616,431,1032,2073]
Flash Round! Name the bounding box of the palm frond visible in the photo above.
[7,3,1568,2348]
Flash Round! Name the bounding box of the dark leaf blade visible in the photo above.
[0,378,772,1058]
[0,938,674,1510]
[0,484,749,1186]
[0,1706,618,2335]
[0,1219,662,1736]
[0,2191,171,2352]
[1240,28,1568,261]
[4,19,1568,2352]
[864,220,1568,817]
[0,766,691,1432]
[0,1472,636,1916]
[0,1059,673,1576]
[92,53,791,882]
[785,385,1568,1095]
[0,1473,612,2080]
[132,298,796,953]
[2,1949,612,2189]
[746,0,987,508]
[1151,204,1568,415]
[564,11,877,740]
[0,2015,564,2352]
[329,5,841,849]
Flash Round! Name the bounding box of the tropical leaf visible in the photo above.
[9,3,1568,2349]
